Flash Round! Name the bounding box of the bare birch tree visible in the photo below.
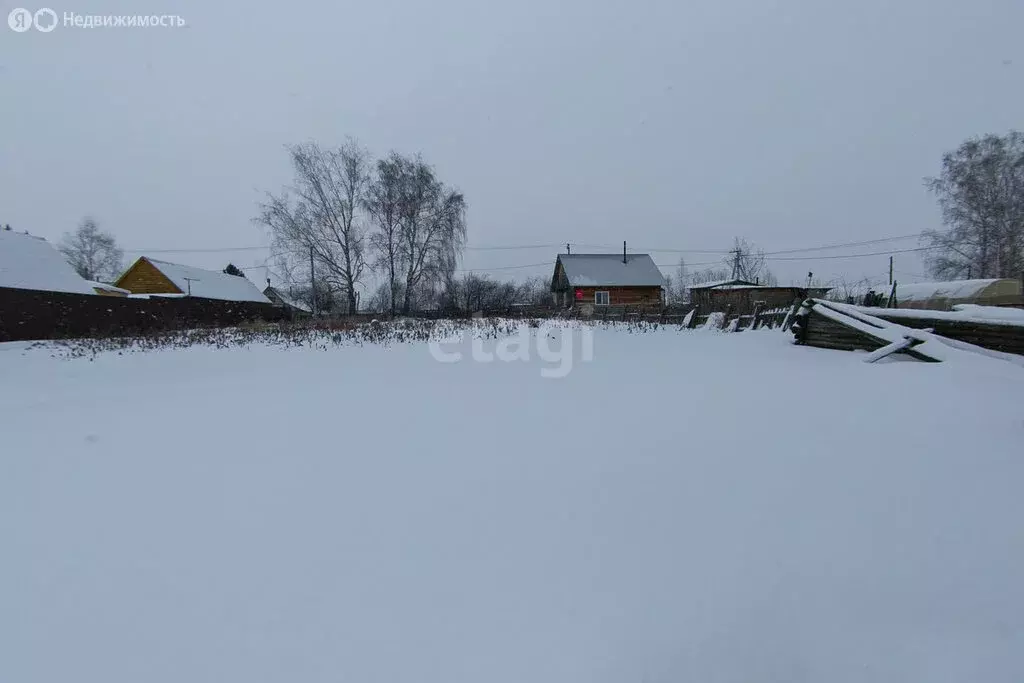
[923,131,1024,279]
[365,152,407,315]
[257,140,369,315]
[393,155,467,314]
[725,237,775,283]
[59,217,124,282]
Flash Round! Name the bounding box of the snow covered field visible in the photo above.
[2,324,1024,683]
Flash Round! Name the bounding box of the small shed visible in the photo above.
[550,252,665,309]
[115,257,271,303]
[263,285,312,317]
[864,279,1023,310]
[689,279,831,314]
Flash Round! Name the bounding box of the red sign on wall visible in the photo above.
[575,289,583,300]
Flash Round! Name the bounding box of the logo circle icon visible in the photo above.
[7,7,33,32]
[34,8,57,32]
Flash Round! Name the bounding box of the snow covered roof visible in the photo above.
[864,279,1010,303]
[0,229,97,295]
[87,280,130,294]
[691,279,830,292]
[952,304,1024,323]
[265,286,311,313]
[689,278,758,290]
[135,258,271,303]
[713,284,765,290]
[853,303,1024,327]
[554,253,665,288]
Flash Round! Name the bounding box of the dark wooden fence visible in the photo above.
[788,299,1024,359]
[1,289,804,344]
[0,287,287,342]
[865,309,1024,356]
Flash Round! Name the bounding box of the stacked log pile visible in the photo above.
[863,310,1024,357]
[792,302,887,353]
[791,299,944,362]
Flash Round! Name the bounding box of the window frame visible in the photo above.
[594,291,610,306]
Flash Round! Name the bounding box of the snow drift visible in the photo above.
[2,324,1023,683]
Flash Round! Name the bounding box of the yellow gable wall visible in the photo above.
[114,258,182,295]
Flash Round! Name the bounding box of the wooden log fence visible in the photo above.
[861,309,1024,357]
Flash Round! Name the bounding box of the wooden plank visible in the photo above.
[862,338,913,363]
[801,305,944,362]
[750,303,763,330]
[687,305,702,329]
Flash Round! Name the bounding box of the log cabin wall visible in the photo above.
[115,258,182,295]
[572,286,663,307]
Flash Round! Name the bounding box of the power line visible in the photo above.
[121,234,927,258]
[764,246,934,261]
[465,243,561,251]
[123,245,270,254]
[762,234,921,255]
[571,234,922,256]
[575,243,731,254]
[121,235,935,278]
[122,242,562,254]
[455,261,552,273]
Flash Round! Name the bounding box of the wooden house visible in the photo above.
[115,257,271,303]
[550,252,665,311]
[690,279,831,315]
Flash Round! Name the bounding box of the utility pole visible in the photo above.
[730,249,741,280]
[309,246,317,317]
[623,240,627,264]
[889,255,893,286]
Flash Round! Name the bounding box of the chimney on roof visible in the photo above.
[623,240,627,265]
[566,242,570,255]
[266,277,271,288]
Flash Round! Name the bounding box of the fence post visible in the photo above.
[749,303,763,330]
[687,305,701,329]
[790,299,815,344]
[721,304,733,329]
[782,300,801,332]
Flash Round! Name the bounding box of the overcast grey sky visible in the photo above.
[2,0,1021,291]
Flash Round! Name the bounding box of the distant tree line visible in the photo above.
[256,140,467,315]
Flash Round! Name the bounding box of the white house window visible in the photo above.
[595,291,610,306]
